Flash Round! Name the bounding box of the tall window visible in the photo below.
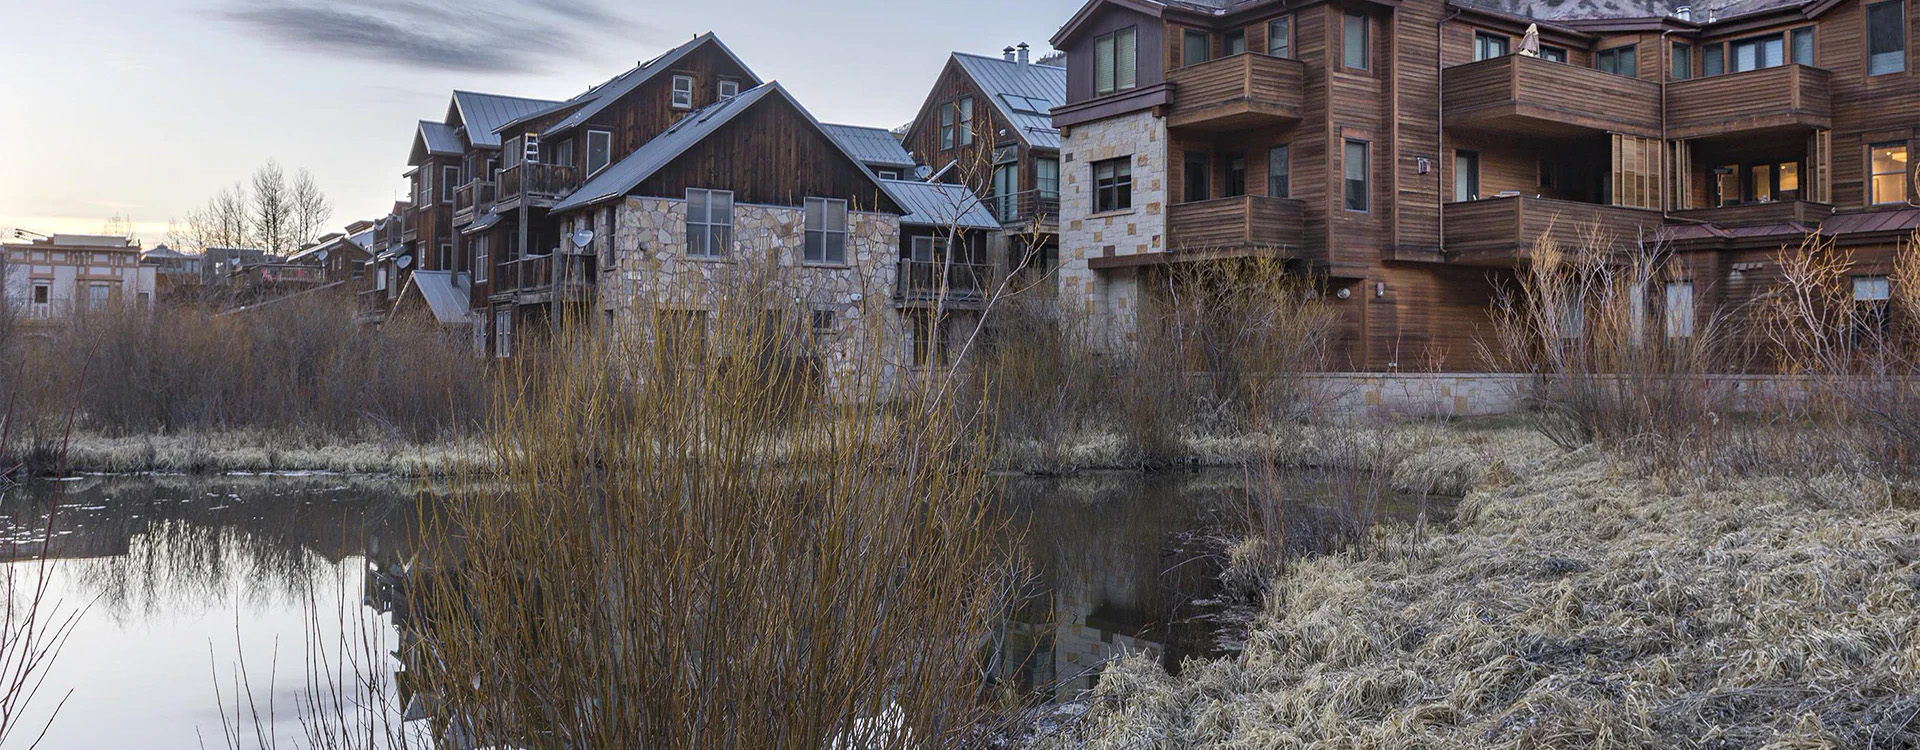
[495,309,513,358]
[1094,27,1138,95]
[956,97,974,147]
[1183,151,1210,202]
[1268,145,1290,198]
[804,197,848,263]
[1665,281,1695,338]
[31,285,48,305]
[1268,17,1291,58]
[586,129,612,176]
[1791,27,1815,65]
[991,161,1019,221]
[939,103,954,149]
[685,188,734,256]
[1093,158,1133,213]
[1474,31,1509,61]
[1703,44,1725,76]
[1183,29,1211,66]
[671,75,694,108]
[1343,12,1369,70]
[1713,165,1740,206]
[475,235,488,284]
[1868,0,1907,75]
[1223,152,1247,198]
[1870,143,1909,205]
[1597,45,1637,76]
[1731,34,1785,72]
[1671,43,1692,80]
[1454,150,1480,201]
[1344,139,1369,212]
[1225,30,1246,56]
[442,165,460,204]
[1036,157,1060,200]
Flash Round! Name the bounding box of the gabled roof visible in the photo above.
[951,52,1067,150]
[821,124,917,171]
[496,32,764,140]
[880,180,1001,230]
[550,81,898,215]
[411,120,462,165]
[398,271,475,326]
[449,91,561,149]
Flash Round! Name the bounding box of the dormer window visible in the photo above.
[672,74,695,109]
[586,129,612,176]
[718,80,740,100]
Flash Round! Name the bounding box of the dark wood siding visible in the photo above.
[636,94,899,213]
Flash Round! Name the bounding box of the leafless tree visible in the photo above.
[172,163,331,256]
[251,161,295,256]
[100,213,137,241]
[174,183,255,253]
[288,169,332,251]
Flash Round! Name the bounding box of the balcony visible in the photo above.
[1443,55,1660,138]
[452,180,497,226]
[894,260,991,309]
[1671,199,1833,227]
[400,212,418,242]
[355,288,391,325]
[1667,65,1831,140]
[1166,53,1306,131]
[497,163,580,211]
[1443,196,1663,266]
[986,189,1060,231]
[1167,195,1305,252]
[492,254,591,304]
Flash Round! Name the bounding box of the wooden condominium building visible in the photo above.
[1050,0,1920,370]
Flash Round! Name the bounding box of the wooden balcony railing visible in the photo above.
[894,260,992,306]
[356,288,391,321]
[399,212,418,242]
[1166,53,1306,130]
[1443,55,1661,138]
[1671,199,1833,227]
[498,163,580,207]
[1667,64,1831,140]
[1167,195,1305,251]
[987,189,1060,229]
[452,180,497,225]
[492,254,592,301]
[1443,196,1663,265]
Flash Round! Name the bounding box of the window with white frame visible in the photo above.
[586,129,612,176]
[939,104,954,150]
[671,74,695,108]
[718,79,740,100]
[956,96,974,147]
[877,169,900,180]
[495,309,513,358]
[1665,281,1695,338]
[475,235,489,283]
[31,285,48,305]
[804,197,848,263]
[685,188,734,257]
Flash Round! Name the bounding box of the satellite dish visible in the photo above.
[570,230,595,249]
[316,249,330,262]
[230,257,242,267]
[396,256,413,269]
[914,165,933,180]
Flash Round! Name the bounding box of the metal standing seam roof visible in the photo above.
[418,121,462,157]
[950,52,1067,150]
[403,271,475,325]
[820,124,917,170]
[1451,0,1812,21]
[550,82,896,215]
[496,32,764,140]
[879,179,1002,230]
[451,91,561,149]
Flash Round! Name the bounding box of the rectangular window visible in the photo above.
[1779,161,1801,195]
[87,283,110,310]
[586,129,612,176]
[1731,34,1784,72]
[1856,275,1893,341]
[1267,145,1290,198]
[1868,0,1907,75]
[811,310,834,335]
[31,285,48,304]
[1870,142,1909,205]
[1343,13,1369,70]
[1184,29,1211,66]
[495,309,512,359]
[1344,139,1370,212]
[671,74,694,108]
[1474,31,1509,61]
[1093,158,1133,213]
[939,103,954,149]
[1750,164,1775,202]
[1268,17,1292,58]
[685,188,734,256]
[1094,27,1138,95]
[1226,30,1245,56]
[548,139,574,169]
[1183,151,1210,202]
[1713,166,1740,206]
[718,80,740,100]
[1791,27,1815,65]
[1223,152,1247,198]
[956,96,974,147]
[1665,281,1695,338]
[1703,43,1725,76]
[475,235,488,284]
[804,197,848,264]
[1539,159,1556,188]
[877,169,899,180]
[1671,43,1692,79]
[1539,45,1568,63]
[1597,45,1637,77]
[442,166,460,204]
[991,162,1019,221]
[1454,150,1480,201]
[1036,157,1060,200]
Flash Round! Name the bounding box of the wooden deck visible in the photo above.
[1167,195,1305,251]
[1166,53,1306,131]
[1666,65,1831,140]
[1444,196,1664,266]
[1671,200,1834,227]
[1443,55,1661,138]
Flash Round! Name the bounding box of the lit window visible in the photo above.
[1871,143,1909,205]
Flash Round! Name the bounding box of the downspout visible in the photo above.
[1660,28,1680,221]
[1437,6,1464,258]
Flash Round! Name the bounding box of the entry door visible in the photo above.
[991,163,1019,222]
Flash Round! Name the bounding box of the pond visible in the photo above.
[0,470,1440,748]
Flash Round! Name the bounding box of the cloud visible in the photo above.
[220,0,646,74]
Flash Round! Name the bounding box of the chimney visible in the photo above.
[1004,46,1017,62]
[1675,4,1692,21]
[1018,42,1031,65]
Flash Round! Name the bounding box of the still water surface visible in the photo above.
[0,470,1427,749]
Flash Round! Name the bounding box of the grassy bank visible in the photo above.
[1033,443,1920,748]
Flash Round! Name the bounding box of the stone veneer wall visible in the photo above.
[1059,111,1168,347]
[602,196,911,387]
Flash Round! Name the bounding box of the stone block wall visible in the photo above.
[1059,111,1168,347]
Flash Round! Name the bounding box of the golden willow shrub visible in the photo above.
[403,261,1014,749]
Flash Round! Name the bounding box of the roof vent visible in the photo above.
[1675,5,1691,20]
[1003,46,1017,62]
[1017,43,1030,65]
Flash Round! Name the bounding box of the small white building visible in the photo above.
[3,234,158,319]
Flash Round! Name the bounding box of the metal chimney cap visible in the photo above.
[1004,46,1017,62]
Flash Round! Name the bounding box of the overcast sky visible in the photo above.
[0,0,1070,246]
